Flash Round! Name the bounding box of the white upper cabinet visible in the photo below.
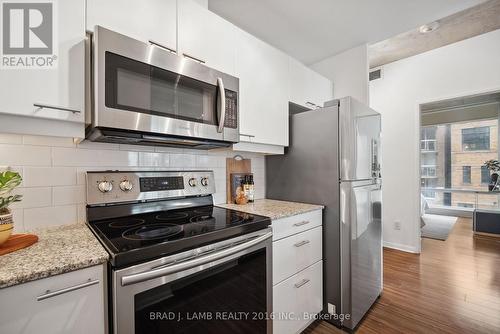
[178,0,237,75]
[86,0,177,52]
[235,29,290,147]
[0,0,85,134]
[289,57,333,109]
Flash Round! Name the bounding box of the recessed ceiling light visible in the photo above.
[419,21,440,34]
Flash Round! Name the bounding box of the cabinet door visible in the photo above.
[0,265,106,334]
[289,57,333,109]
[235,30,289,146]
[178,0,237,75]
[0,0,85,125]
[273,261,323,334]
[86,0,176,52]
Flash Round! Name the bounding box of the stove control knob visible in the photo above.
[201,177,209,187]
[188,178,197,187]
[98,180,113,193]
[119,180,133,192]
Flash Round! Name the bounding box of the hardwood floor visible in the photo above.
[304,218,500,334]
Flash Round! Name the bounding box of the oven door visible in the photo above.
[112,229,273,334]
[93,26,239,143]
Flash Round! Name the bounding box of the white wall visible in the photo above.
[311,44,369,104]
[370,28,500,253]
[0,134,265,232]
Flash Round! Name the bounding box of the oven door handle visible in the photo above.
[121,231,272,286]
[216,77,226,133]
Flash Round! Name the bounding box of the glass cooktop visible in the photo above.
[88,205,271,267]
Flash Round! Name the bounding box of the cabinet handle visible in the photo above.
[305,101,319,109]
[182,53,205,64]
[294,240,310,247]
[148,40,177,54]
[293,221,310,227]
[36,279,99,301]
[294,278,310,289]
[34,103,81,114]
[240,134,255,138]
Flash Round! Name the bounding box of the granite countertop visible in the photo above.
[0,224,109,289]
[217,199,323,220]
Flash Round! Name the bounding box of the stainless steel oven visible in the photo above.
[113,228,273,334]
[86,26,239,149]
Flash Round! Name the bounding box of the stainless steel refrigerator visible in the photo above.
[266,96,382,330]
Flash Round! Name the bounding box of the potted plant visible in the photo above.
[0,171,22,226]
[484,159,500,191]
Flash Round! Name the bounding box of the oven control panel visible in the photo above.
[86,171,215,206]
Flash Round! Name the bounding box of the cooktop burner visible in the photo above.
[109,218,145,229]
[122,223,183,241]
[88,205,271,267]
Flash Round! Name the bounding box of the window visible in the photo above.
[421,126,437,151]
[462,127,490,151]
[481,166,491,184]
[421,166,437,177]
[462,166,471,184]
[421,178,437,198]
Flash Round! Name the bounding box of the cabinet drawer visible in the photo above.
[273,261,323,334]
[271,210,322,241]
[273,226,322,285]
[0,265,106,334]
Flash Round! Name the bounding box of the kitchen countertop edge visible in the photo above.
[0,224,109,289]
[216,199,324,220]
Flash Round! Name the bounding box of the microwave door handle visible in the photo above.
[217,77,226,133]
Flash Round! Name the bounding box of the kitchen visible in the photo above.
[1,1,499,334]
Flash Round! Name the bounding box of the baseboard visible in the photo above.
[383,241,420,254]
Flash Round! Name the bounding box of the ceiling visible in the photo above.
[369,0,500,68]
[208,0,485,65]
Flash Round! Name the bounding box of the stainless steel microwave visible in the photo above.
[85,26,239,149]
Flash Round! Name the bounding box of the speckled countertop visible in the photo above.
[0,224,108,289]
[217,199,323,220]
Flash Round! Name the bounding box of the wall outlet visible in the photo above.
[394,220,401,230]
[327,303,336,315]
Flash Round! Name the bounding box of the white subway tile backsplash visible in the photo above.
[76,140,120,150]
[195,155,220,168]
[170,154,196,168]
[139,152,170,167]
[0,144,51,166]
[24,205,78,230]
[11,187,52,209]
[24,167,77,187]
[23,135,75,147]
[77,204,86,224]
[0,134,23,144]
[119,144,155,152]
[1,133,266,231]
[53,147,139,167]
[11,209,24,232]
[53,185,86,205]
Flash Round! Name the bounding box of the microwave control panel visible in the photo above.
[224,90,238,129]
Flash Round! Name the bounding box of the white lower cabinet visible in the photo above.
[273,261,323,334]
[0,264,106,334]
[273,226,322,285]
[271,209,323,334]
